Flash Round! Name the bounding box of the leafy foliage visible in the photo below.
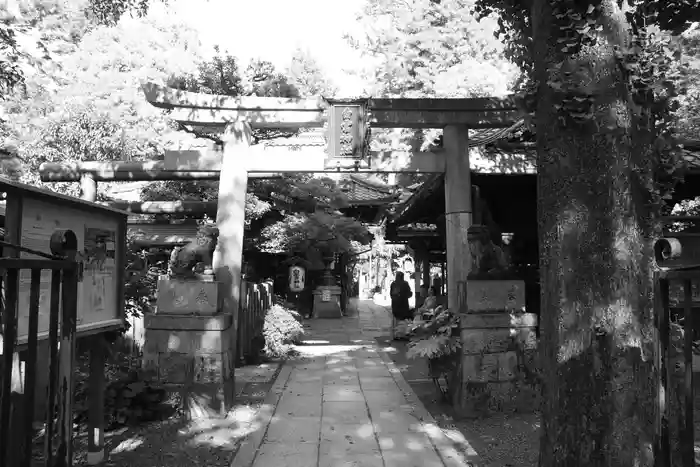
[159,50,303,208]
[406,306,461,359]
[288,48,338,97]
[348,0,517,98]
[347,0,518,186]
[262,304,304,359]
[262,209,368,255]
[0,0,93,101]
[0,24,24,98]
[3,4,204,194]
[257,176,371,267]
[88,0,151,26]
[123,235,166,320]
[675,26,700,139]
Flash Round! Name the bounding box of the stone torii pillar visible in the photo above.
[443,125,472,313]
[212,120,251,409]
[443,124,473,411]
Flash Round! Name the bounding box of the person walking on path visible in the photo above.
[389,272,413,341]
[390,271,413,320]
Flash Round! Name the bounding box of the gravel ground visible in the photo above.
[28,362,285,467]
[381,335,700,466]
[377,336,540,467]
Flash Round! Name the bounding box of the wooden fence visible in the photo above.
[238,281,273,364]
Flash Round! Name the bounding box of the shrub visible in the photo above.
[406,306,461,360]
[263,304,305,358]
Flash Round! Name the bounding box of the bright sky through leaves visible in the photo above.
[172,0,370,95]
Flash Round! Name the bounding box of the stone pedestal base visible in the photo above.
[313,286,342,318]
[458,280,538,415]
[142,313,235,414]
[156,277,220,315]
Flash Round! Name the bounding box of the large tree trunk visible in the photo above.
[533,1,659,466]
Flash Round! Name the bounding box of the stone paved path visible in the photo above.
[233,299,478,467]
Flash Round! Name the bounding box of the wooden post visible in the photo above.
[80,173,98,201]
[78,174,107,465]
[3,194,23,467]
[213,120,251,410]
[411,248,421,308]
[420,249,431,294]
[440,262,446,295]
[443,125,472,312]
[55,256,79,466]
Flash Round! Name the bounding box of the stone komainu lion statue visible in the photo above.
[468,224,509,278]
[168,224,219,279]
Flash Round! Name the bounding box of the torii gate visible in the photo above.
[139,83,521,328]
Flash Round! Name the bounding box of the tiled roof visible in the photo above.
[343,174,396,204]
[397,223,437,232]
[128,223,200,243]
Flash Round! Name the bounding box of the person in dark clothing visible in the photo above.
[390,271,413,320]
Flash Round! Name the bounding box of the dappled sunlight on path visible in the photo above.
[231,299,479,467]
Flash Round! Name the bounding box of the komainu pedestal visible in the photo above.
[156,276,219,315]
[313,285,342,318]
[143,277,234,416]
[459,279,538,414]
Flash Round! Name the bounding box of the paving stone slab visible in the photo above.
[326,363,358,372]
[293,360,327,370]
[323,386,365,402]
[276,395,322,418]
[362,388,409,404]
[348,349,382,359]
[371,411,425,433]
[357,367,391,378]
[264,415,321,444]
[355,358,386,369]
[253,442,318,467]
[318,452,384,467]
[359,377,400,391]
[320,422,380,454]
[323,373,360,385]
[289,370,324,383]
[376,431,436,452]
[324,369,359,378]
[382,449,445,467]
[322,401,370,424]
[283,382,323,397]
[319,441,382,460]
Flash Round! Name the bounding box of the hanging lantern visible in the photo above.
[288,265,306,293]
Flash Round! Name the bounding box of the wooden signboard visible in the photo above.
[0,179,128,343]
[325,101,370,165]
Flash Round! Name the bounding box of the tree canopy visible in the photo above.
[2,2,204,195]
[347,0,519,187]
